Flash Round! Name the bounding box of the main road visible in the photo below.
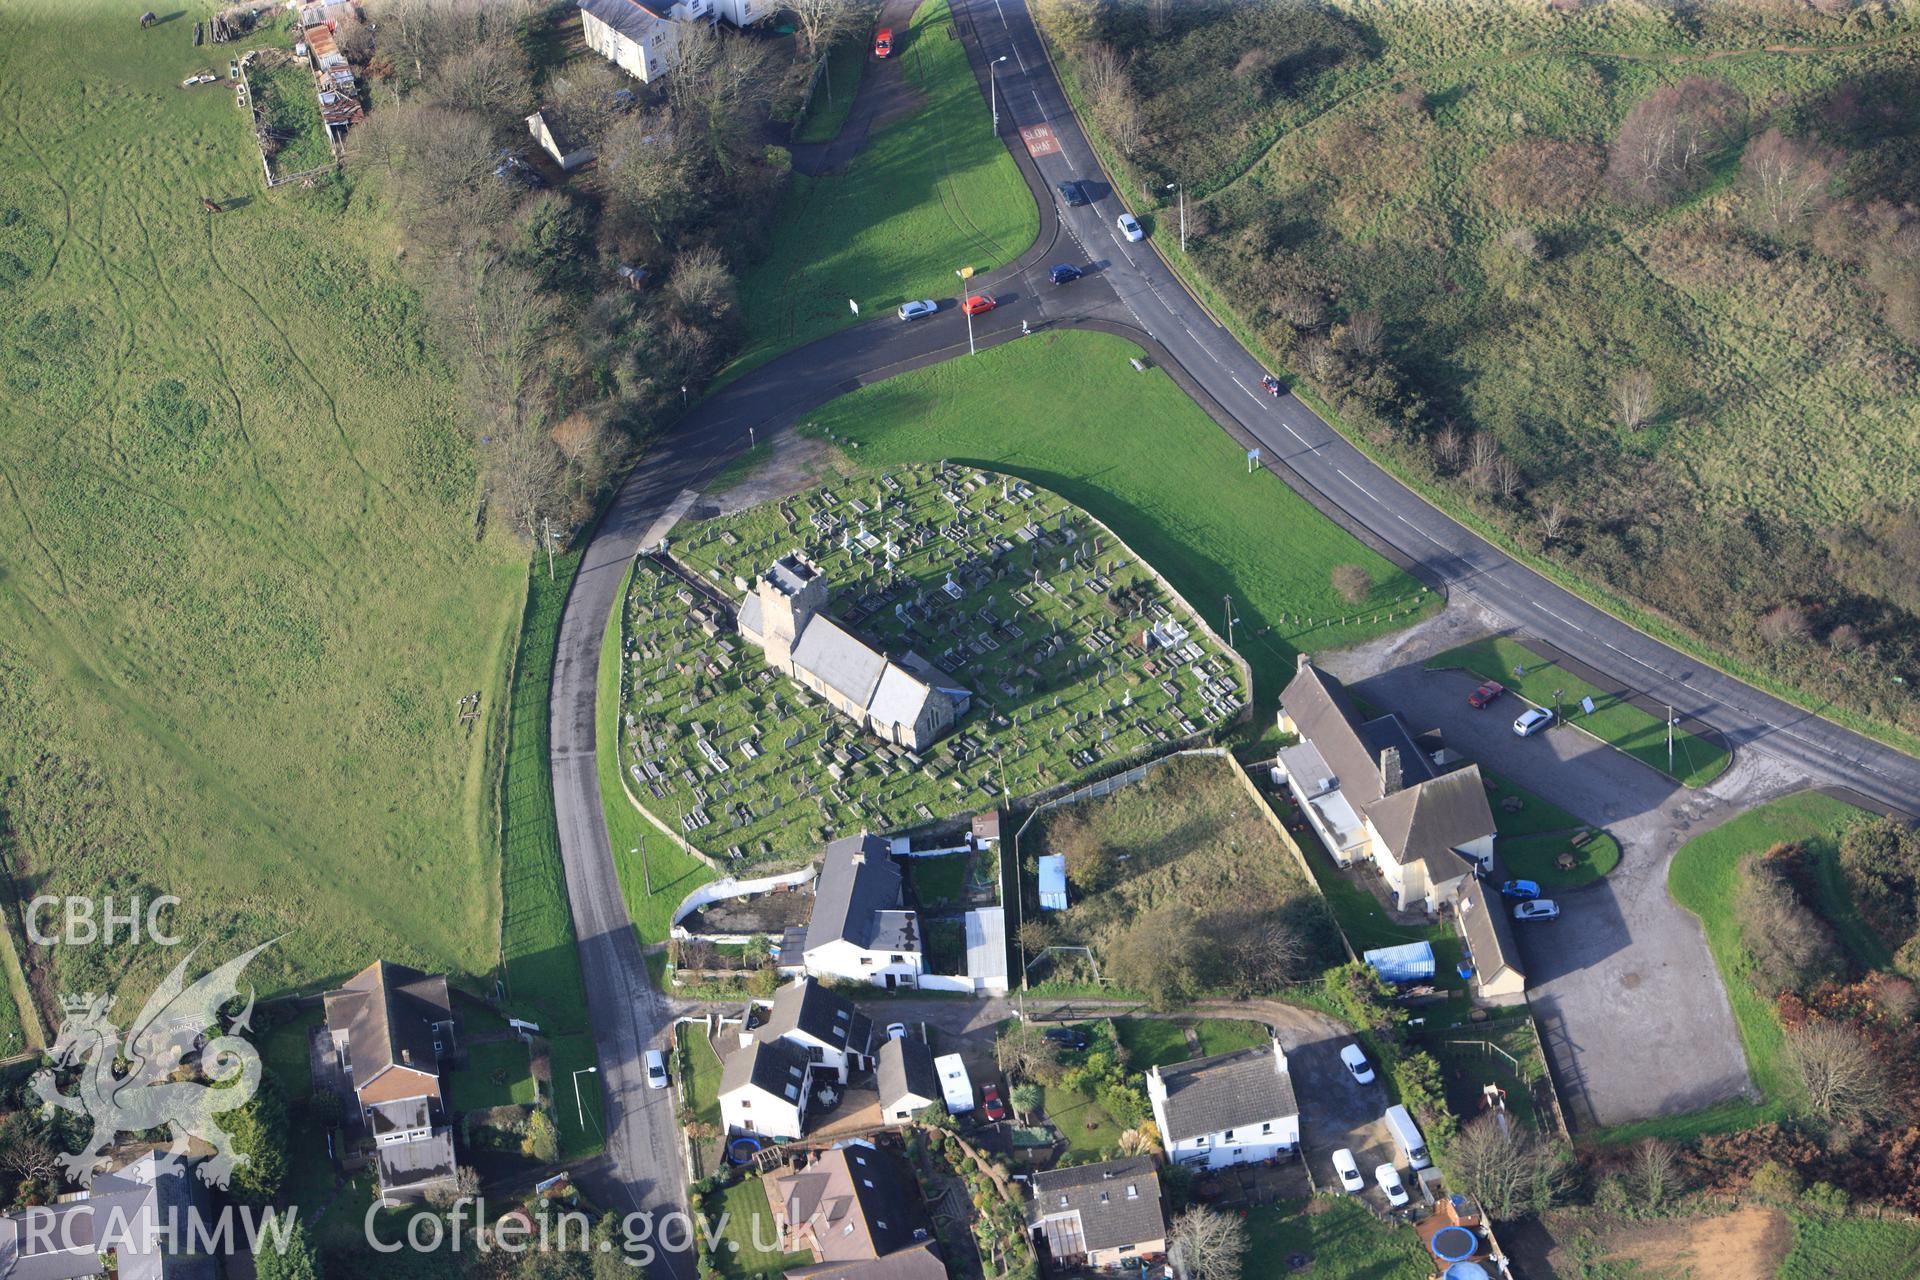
[549,0,1920,1266]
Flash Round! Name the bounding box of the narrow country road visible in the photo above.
[547,0,1920,1262]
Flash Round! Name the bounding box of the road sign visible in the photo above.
[1581,696,1596,715]
[848,298,859,315]
[1246,447,1261,473]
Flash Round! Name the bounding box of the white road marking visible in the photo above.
[1531,601,1587,633]
[1336,468,1379,502]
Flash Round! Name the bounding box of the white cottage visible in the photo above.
[1147,1040,1299,1170]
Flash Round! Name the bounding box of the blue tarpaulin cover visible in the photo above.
[1363,940,1436,983]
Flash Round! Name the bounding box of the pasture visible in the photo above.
[0,4,525,1009]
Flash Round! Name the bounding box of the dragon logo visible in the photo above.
[32,941,274,1189]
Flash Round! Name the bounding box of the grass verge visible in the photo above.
[1430,637,1730,787]
[794,38,867,144]
[726,0,1038,378]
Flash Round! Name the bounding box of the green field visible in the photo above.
[1431,637,1730,786]
[797,330,1435,708]
[1640,791,1878,1143]
[0,2,526,1007]
[1779,1212,1920,1280]
[1242,1197,1430,1280]
[726,0,1038,377]
[621,465,1243,867]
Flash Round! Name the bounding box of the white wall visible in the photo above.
[670,866,815,938]
[804,938,922,988]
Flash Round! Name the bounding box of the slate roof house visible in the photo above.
[1029,1157,1169,1269]
[721,978,873,1137]
[800,834,924,989]
[1457,877,1527,1001]
[1277,655,1497,912]
[876,1034,940,1124]
[1146,1040,1299,1169]
[739,553,969,752]
[323,960,460,1203]
[763,1143,943,1280]
[748,977,876,1082]
[0,1152,215,1280]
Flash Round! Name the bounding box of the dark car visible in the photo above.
[1049,263,1082,285]
[1468,679,1505,709]
[981,1082,1009,1123]
[1043,1025,1090,1050]
[1057,180,1088,207]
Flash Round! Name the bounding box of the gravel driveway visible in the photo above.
[1323,611,1798,1129]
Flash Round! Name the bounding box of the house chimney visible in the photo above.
[401,1048,412,1065]
[1296,653,1311,675]
[1379,747,1403,796]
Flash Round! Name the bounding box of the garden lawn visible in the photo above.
[713,1178,814,1279]
[1241,1197,1431,1280]
[548,1031,605,1158]
[910,853,970,910]
[1659,791,1877,1136]
[1039,1081,1123,1164]
[1779,1212,1920,1280]
[1484,768,1620,888]
[726,0,1037,377]
[260,1008,323,1102]
[450,1040,536,1112]
[0,1,526,1008]
[1428,638,1729,786]
[598,562,715,943]
[803,330,1434,709]
[1116,1017,1271,1068]
[680,1022,724,1128]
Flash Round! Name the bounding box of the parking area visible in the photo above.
[1322,615,1786,1129]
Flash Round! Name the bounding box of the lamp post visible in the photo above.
[1165,182,1186,253]
[990,55,1008,134]
[956,267,976,355]
[573,1065,598,1129]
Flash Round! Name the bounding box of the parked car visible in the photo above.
[1512,707,1555,737]
[886,1022,909,1041]
[1049,263,1082,285]
[1116,212,1145,242]
[644,1049,669,1089]
[962,294,997,316]
[1043,1025,1090,1050]
[1514,899,1562,922]
[1375,1163,1410,1207]
[1332,1148,1364,1193]
[1501,879,1541,900]
[873,27,893,57]
[1057,180,1088,207]
[897,299,938,321]
[981,1082,1009,1123]
[1468,679,1505,709]
[1339,1043,1376,1085]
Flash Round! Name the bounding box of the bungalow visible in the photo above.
[764,1143,943,1280]
[876,1034,941,1124]
[1029,1157,1169,1269]
[1277,656,1496,912]
[0,1151,212,1280]
[1147,1040,1299,1169]
[323,960,460,1202]
[800,833,924,989]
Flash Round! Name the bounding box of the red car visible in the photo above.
[873,27,893,57]
[1468,679,1505,709]
[981,1082,1008,1123]
[962,294,997,316]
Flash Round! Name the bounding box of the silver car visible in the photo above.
[897,299,938,321]
[1116,212,1145,242]
[1512,707,1554,737]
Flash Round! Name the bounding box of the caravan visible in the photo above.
[934,1053,974,1114]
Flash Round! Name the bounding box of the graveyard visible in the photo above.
[616,463,1249,867]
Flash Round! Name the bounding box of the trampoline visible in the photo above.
[1430,1225,1479,1263]
[726,1134,767,1165]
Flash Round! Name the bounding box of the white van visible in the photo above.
[644,1049,669,1090]
[1383,1104,1431,1170]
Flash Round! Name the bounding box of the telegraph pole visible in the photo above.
[1667,706,1675,775]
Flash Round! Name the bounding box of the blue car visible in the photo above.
[1049,263,1083,285]
[1501,879,1541,900]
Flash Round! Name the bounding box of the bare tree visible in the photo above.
[1606,76,1747,206]
[546,61,628,154]
[1331,563,1371,605]
[1741,129,1839,236]
[1499,225,1542,261]
[788,0,865,62]
[0,1114,59,1184]
[1614,369,1656,430]
[1630,1138,1681,1209]
[1449,1114,1571,1219]
[1338,310,1385,358]
[1494,455,1525,501]
[1171,1207,1248,1280]
[1147,0,1174,37]
[381,0,502,85]
[1218,909,1310,994]
[995,1020,1063,1083]
[1298,334,1341,381]
[600,109,707,238]
[1468,432,1500,491]
[1433,422,1465,471]
[1077,42,1127,102]
[1276,288,1326,330]
[428,40,533,116]
[667,20,781,158]
[349,103,514,249]
[1078,44,1143,152]
[1786,1021,1891,1126]
[1033,0,1101,51]
[1538,497,1571,543]
[669,245,738,322]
